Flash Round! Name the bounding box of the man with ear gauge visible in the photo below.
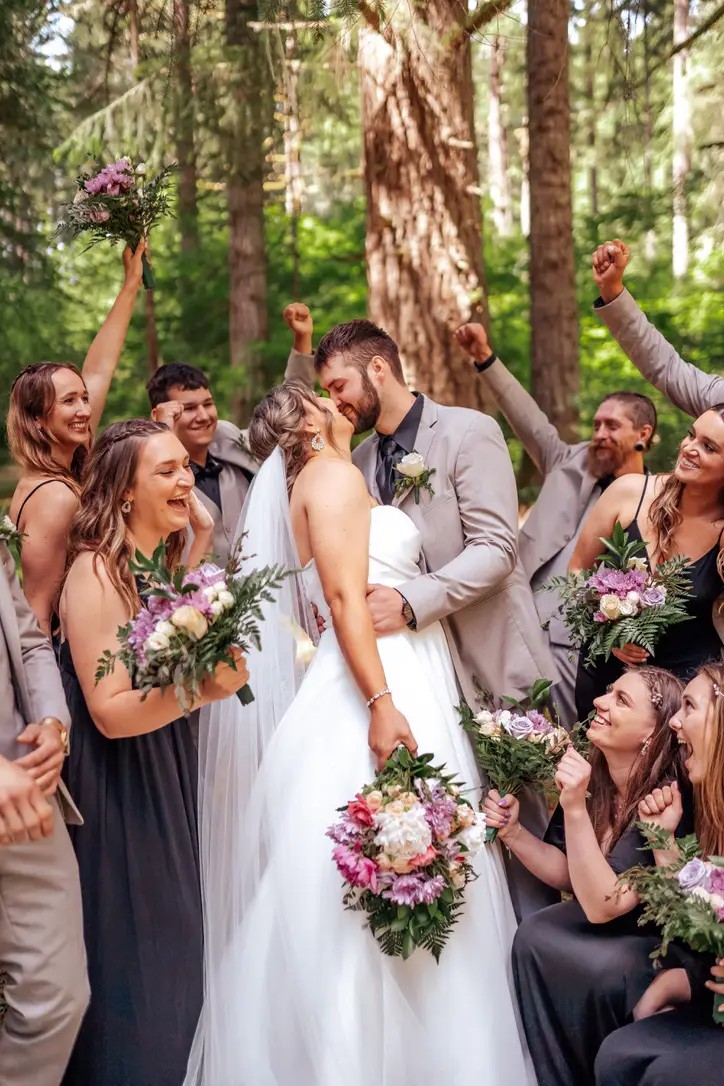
[454,321,657,729]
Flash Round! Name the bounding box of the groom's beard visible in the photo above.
[350,373,382,434]
[587,441,626,479]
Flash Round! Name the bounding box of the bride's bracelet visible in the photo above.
[366,687,391,709]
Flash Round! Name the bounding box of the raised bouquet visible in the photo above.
[96,540,286,711]
[546,521,692,667]
[458,679,569,842]
[622,826,724,1024]
[327,747,486,961]
[55,156,175,289]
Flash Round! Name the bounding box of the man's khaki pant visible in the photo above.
[0,802,89,1086]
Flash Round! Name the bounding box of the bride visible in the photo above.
[184,381,534,1086]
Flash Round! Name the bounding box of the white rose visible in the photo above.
[477,719,498,737]
[155,620,175,638]
[475,709,495,726]
[710,893,724,911]
[691,886,713,905]
[135,162,147,175]
[202,585,219,600]
[395,452,426,480]
[209,600,225,618]
[216,589,235,609]
[599,594,622,620]
[628,557,648,573]
[144,631,170,653]
[618,597,638,617]
[496,709,512,729]
[457,813,487,857]
[170,605,208,640]
[626,591,641,607]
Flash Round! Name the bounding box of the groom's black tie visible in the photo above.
[376,434,403,505]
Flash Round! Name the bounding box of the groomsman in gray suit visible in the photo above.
[148,304,316,564]
[313,320,560,919]
[0,541,88,1085]
[592,237,724,416]
[454,322,657,728]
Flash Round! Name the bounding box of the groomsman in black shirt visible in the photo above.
[148,304,315,563]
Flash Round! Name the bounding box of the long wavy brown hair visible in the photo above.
[66,419,186,615]
[7,363,89,490]
[248,380,341,492]
[647,404,724,573]
[690,662,724,856]
[587,666,687,854]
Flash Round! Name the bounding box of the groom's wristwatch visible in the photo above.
[473,351,497,374]
[399,594,417,631]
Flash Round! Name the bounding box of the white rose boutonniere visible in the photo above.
[393,451,435,505]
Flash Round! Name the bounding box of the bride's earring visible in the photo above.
[311,430,325,453]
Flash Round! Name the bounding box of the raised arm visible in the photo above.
[398,413,518,629]
[62,554,248,738]
[84,242,145,434]
[303,459,416,766]
[454,323,571,474]
[283,303,315,387]
[593,240,724,418]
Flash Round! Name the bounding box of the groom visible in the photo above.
[313,320,560,918]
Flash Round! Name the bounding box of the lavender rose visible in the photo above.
[641,586,667,608]
[678,858,712,892]
[505,714,535,740]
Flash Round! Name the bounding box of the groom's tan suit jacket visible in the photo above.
[352,396,559,705]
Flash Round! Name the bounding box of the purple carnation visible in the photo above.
[528,709,552,735]
[422,787,457,839]
[593,610,607,624]
[382,873,445,907]
[84,159,134,197]
[678,858,711,892]
[326,819,362,846]
[587,567,647,597]
[708,866,724,894]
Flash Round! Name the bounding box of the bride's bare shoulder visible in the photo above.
[295,458,368,502]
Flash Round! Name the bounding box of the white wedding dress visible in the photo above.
[185,455,534,1086]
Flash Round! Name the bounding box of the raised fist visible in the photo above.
[453,323,491,364]
[592,239,630,302]
[283,303,313,337]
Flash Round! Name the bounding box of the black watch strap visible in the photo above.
[473,351,497,373]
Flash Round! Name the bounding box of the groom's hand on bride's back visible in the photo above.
[368,699,418,770]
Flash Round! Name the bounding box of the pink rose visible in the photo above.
[409,845,438,869]
[86,208,110,224]
[347,794,375,828]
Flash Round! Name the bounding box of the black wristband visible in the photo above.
[473,352,497,373]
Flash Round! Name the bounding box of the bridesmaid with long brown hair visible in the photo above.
[7,244,145,636]
[570,406,724,720]
[595,660,724,1084]
[58,419,248,1086]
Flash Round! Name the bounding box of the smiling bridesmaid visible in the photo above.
[7,243,145,637]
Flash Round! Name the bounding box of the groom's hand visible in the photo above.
[366,585,407,635]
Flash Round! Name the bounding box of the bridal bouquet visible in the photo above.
[459,680,569,842]
[327,747,486,961]
[621,826,724,1024]
[546,521,692,667]
[95,540,287,710]
[55,156,175,289]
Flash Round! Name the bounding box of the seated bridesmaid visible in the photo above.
[58,419,249,1086]
[482,666,688,1086]
[7,244,145,637]
[595,659,724,1084]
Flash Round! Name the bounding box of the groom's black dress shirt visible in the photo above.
[374,393,424,505]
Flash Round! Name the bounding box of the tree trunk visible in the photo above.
[173,0,199,255]
[488,35,513,237]
[358,3,491,410]
[516,122,531,237]
[527,0,579,442]
[672,0,691,278]
[145,287,160,376]
[282,30,303,298]
[583,2,598,219]
[642,0,657,261]
[225,0,270,422]
[128,0,140,74]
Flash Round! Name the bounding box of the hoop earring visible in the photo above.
[121,499,133,515]
[311,430,325,453]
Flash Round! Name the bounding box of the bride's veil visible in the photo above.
[184,445,316,1086]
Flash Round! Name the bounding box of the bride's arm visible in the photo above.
[303,460,417,767]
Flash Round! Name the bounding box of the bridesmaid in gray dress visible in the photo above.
[58,420,249,1086]
[483,666,690,1086]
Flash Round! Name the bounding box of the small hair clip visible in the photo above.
[713,681,724,699]
[650,691,663,708]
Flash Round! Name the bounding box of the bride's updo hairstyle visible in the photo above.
[249,380,340,491]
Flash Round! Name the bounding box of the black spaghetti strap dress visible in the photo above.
[575,476,724,721]
[59,636,202,1086]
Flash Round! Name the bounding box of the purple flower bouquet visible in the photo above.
[55,156,175,289]
[327,748,486,960]
[459,680,570,842]
[547,521,692,667]
[622,828,724,1024]
[95,540,287,711]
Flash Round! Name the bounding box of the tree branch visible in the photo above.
[463,0,516,40]
[638,1,724,84]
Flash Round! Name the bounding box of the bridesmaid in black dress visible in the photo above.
[569,408,724,721]
[483,666,689,1086]
[594,659,724,1083]
[58,419,249,1086]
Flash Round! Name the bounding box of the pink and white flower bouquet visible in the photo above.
[327,747,486,960]
[547,521,692,666]
[56,156,175,289]
[622,827,724,1024]
[459,680,570,842]
[95,540,286,710]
